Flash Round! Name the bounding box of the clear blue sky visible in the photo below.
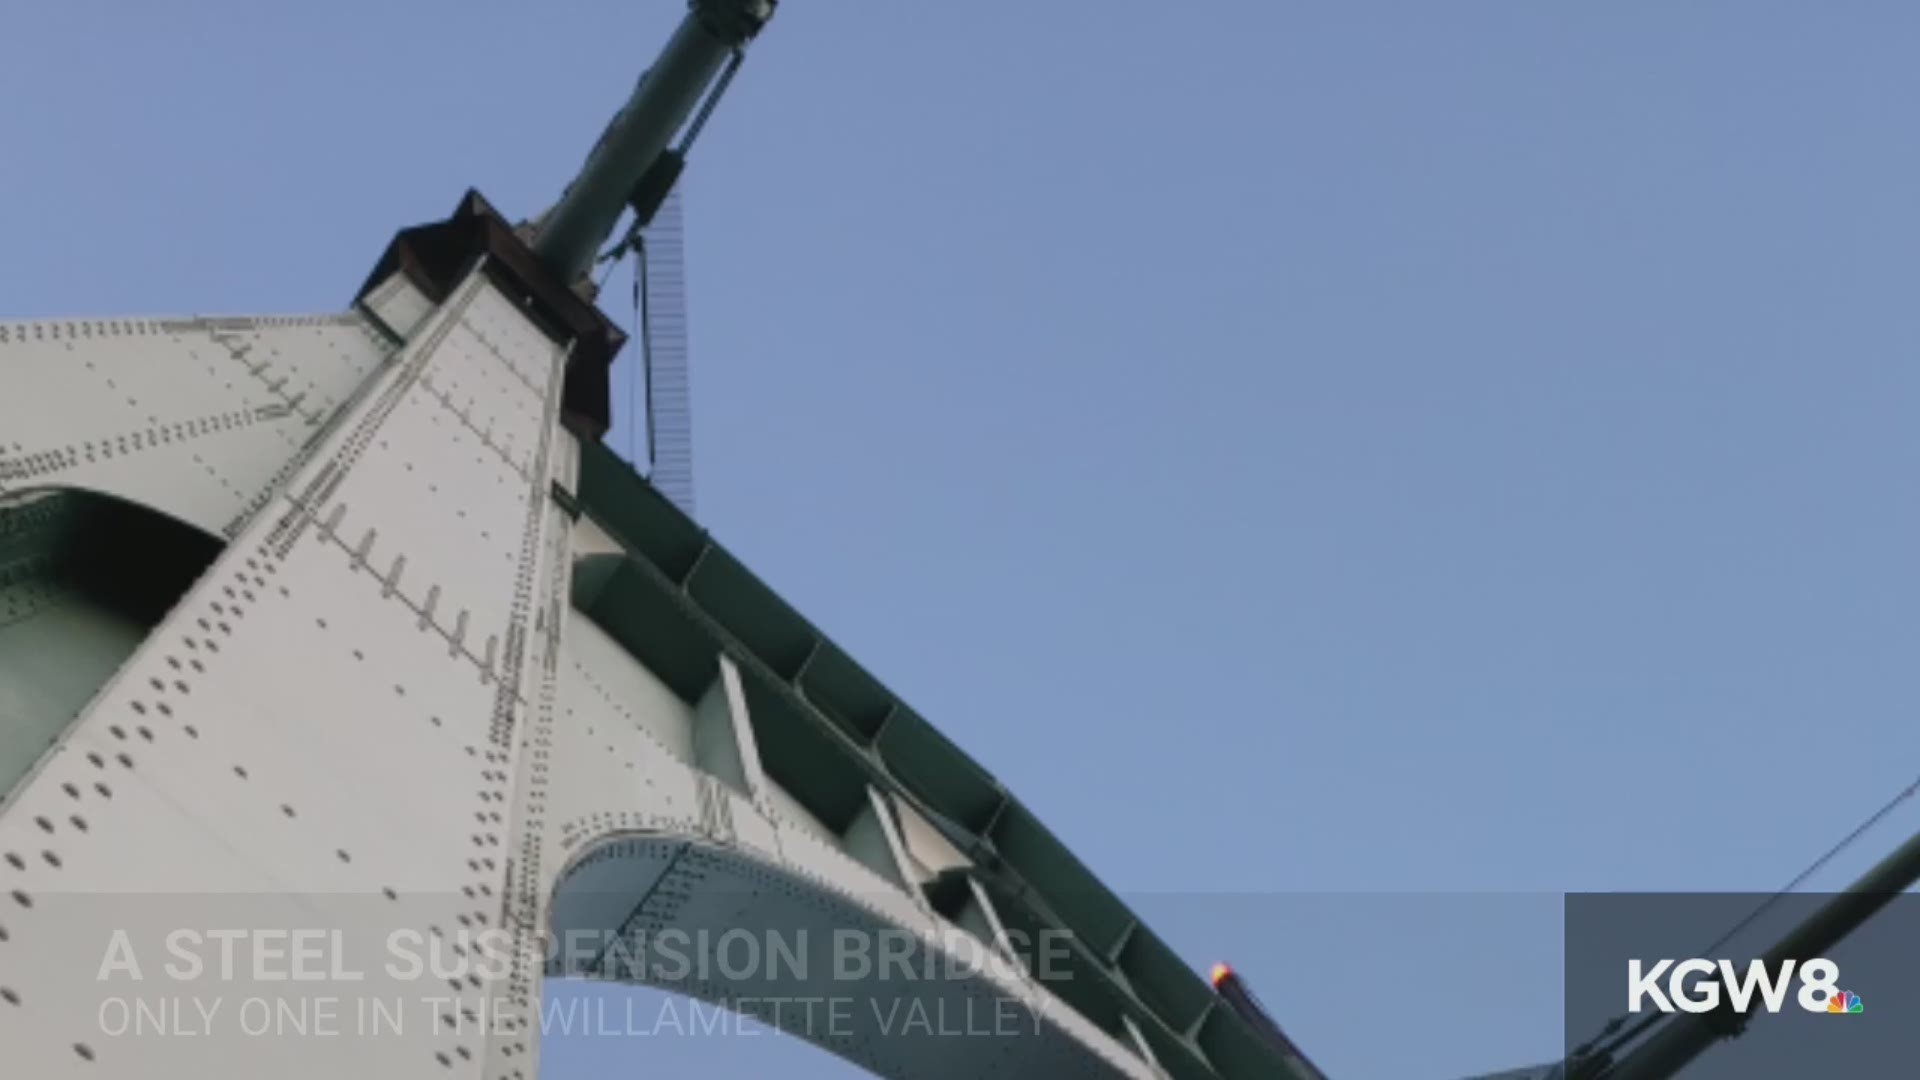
[5,3,1920,1077]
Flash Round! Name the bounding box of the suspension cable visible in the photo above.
[1700,772,1920,959]
[636,235,657,473]
[1573,769,1920,1066]
[631,242,644,467]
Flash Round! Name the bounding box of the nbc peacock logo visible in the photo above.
[1825,990,1864,1015]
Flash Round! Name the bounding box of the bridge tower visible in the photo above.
[0,3,1317,1078]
